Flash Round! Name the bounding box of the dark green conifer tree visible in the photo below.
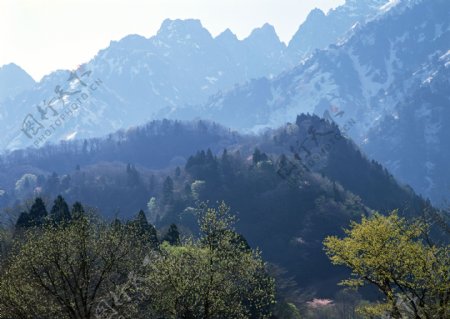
[162,176,174,204]
[28,197,48,227]
[163,223,181,246]
[15,211,30,229]
[175,166,181,177]
[71,202,85,220]
[133,210,159,248]
[49,195,71,224]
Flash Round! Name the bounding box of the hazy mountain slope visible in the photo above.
[186,0,449,141]
[265,114,426,215]
[287,0,389,62]
[0,115,427,218]
[0,63,35,102]
[0,20,288,151]
[364,51,450,204]
[0,120,246,189]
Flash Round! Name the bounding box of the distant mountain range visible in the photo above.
[178,0,448,137]
[0,0,391,151]
[1,0,450,205]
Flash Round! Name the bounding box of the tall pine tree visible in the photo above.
[28,197,48,227]
[162,176,174,204]
[133,210,159,249]
[50,195,71,224]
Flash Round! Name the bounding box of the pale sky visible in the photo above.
[0,0,344,81]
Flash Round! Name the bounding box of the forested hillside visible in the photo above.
[0,116,435,299]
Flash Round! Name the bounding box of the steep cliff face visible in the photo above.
[287,0,390,62]
[364,51,450,204]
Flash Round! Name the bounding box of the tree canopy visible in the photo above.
[324,212,450,319]
[0,198,275,319]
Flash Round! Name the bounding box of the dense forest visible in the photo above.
[0,116,448,318]
[0,195,448,318]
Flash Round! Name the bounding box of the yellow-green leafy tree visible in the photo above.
[142,202,276,319]
[324,212,449,319]
[0,215,150,319]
